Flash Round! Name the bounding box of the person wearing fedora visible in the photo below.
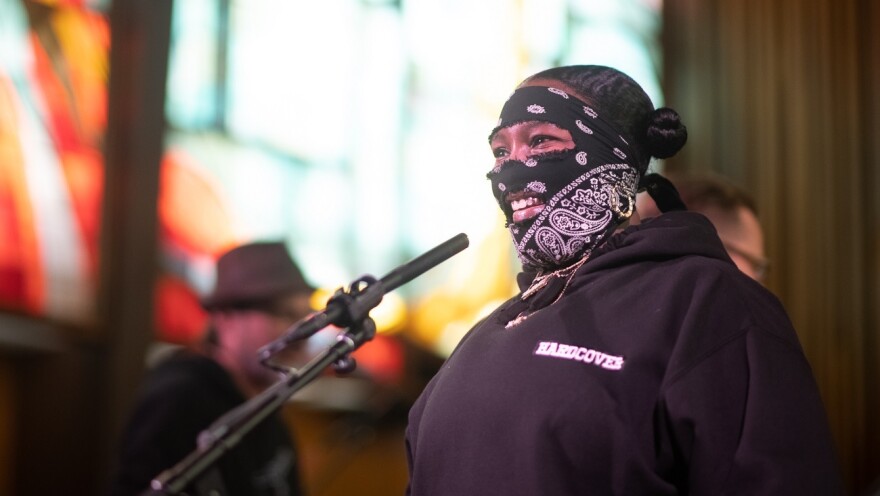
[109,241,314,496]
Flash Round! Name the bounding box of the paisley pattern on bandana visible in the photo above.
[487,86,639,270]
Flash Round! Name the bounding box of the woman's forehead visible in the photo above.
[489,84,596,142]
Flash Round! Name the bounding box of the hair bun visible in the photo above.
[645,107,687,159]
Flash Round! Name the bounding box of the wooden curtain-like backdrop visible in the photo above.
[662,0,879,493]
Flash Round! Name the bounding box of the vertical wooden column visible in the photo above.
[98,0,173,485]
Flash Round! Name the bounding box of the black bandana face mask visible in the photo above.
[487,86,639,271]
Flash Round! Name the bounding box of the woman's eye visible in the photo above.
[492,147,508,158]
[531,135,554,146]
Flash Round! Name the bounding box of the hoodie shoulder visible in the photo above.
[588,211,733,273]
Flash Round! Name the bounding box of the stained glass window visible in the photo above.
[161,0,663,352]
[0,0,109,326]
[0,0,662,352]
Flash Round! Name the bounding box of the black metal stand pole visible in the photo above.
[143,319,377,495]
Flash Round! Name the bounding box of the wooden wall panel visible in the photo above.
[859,0,880,488]
[663,0,878,492]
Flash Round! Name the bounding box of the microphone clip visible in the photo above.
[324,275,384,329]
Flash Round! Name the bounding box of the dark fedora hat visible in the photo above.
[201,241,315,310]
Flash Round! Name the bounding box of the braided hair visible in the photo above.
[522,65,687,176]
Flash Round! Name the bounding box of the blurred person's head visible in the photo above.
[201,241,314,396]
[675,176,768,282]
[637,174,768,282]
[487,65,687,271]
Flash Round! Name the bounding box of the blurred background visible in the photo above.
[0,0,877,494]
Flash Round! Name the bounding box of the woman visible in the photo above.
[405,65,842,495]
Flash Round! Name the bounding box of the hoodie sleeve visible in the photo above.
[657,325,844,495]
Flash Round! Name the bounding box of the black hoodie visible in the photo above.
[406,211,842,495]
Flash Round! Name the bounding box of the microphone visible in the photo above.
[380,232,469,292]
[258,233,469,361]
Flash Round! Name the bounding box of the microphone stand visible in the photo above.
[142,233,468,495]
